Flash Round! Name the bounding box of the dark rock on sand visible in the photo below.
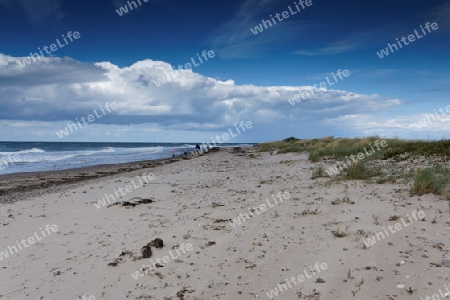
[149,238,164,249]
[117,197,154,207]
[141,244,152,258]
[108,258,123,267]
[137,198,154,204]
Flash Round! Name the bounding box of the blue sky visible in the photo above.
[0,0,449,142]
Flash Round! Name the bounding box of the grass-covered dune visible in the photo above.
[256,136,450,199]
[256,136,450,160]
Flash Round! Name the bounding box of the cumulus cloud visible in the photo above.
[0,55,108,86]
[0,52,410,141]
[325,112,450,139]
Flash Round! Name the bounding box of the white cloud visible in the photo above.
[294,40,360,56]
[0,52,420,142]
[325,113,450,139]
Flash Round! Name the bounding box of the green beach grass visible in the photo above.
[257,136,450,198]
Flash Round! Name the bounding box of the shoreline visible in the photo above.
[0,147,224,204]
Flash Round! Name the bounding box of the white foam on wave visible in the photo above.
[1,145,177,172]
[116,146,165,154]
[181,144,196,148]
[8,147,118,163]
[17,154,78,163]
[0,148,45,156]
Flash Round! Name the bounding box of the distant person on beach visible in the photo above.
[195,144,200,151]
[171,149,175,158]
[184,147,188,155]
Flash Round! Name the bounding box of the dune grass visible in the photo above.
[311,165,328,179]
[258,136,450,185]
[410,165,450,197]
[309,150,321,162]
[257,136,450,161]
[345,161,381,180]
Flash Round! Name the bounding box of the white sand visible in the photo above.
[1,148,449,299]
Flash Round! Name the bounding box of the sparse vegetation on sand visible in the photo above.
[331,227,347,238]
[331,196,352,205]
[309,150,321,162]
[311,165,328,179]
[345,161,381,180]
[410,165,450,197]
[257,136,450,161]
[257,136,450,187]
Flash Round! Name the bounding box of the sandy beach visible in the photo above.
[1,146,449,300]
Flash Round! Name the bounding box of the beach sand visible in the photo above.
[1,147,449,299]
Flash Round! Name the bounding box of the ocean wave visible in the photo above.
[181,144,196,148]
[16,154,78,163]
[113,146,165,153]
[102,147,116,152]
[3,148,118,163]
[0,148,45,156]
